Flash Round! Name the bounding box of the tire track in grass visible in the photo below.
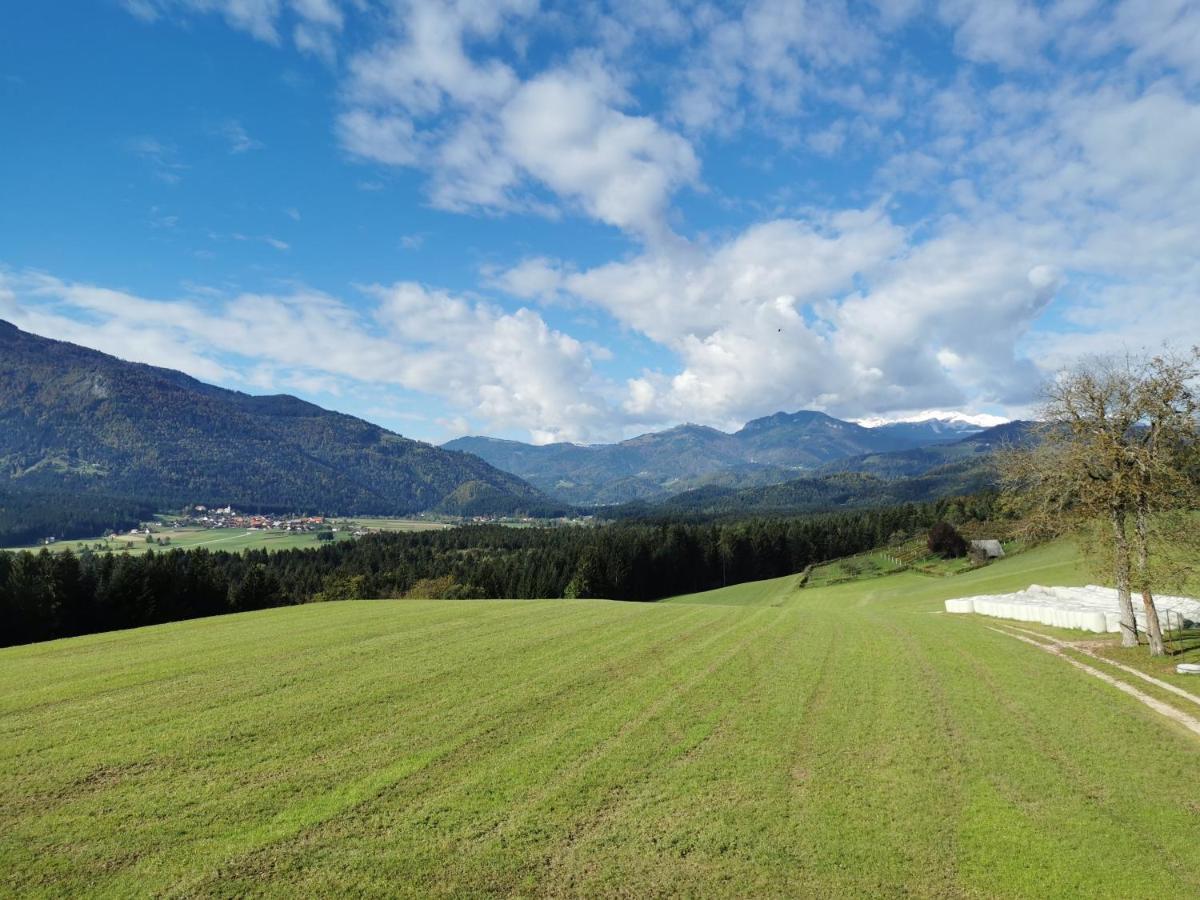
[0,600,538,716]
[995,623,1200,711]
[782,598,965,898]
[472,607,782,859]
[865,602,967,898]
[160,606,719,894]
[987,626,1200,738]
[780,607,842,891]
[526,607,809,895]
[787,603,909,895]
[609,605,825,897]
[9,604,711,897]
[344,605,770,890]
[2,601,619,806]
[169,604,748,897]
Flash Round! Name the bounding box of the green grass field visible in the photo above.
[344,517,449,533]
[3,542,1199,897]
[3,518,445,556]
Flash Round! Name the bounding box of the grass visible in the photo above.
[805,551,908,587]
[3,517,444,556]
[3,541,1199,897]
[342,516,449,533]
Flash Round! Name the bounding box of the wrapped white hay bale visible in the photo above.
[941,585,1200,635]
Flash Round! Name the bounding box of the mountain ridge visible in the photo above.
[0,322,559,519]
[445,409,1002,504]
[606,422,1032,520]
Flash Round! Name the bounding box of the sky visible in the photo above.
[1,1,1198,445]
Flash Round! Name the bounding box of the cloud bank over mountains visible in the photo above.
[9,0,1200,443]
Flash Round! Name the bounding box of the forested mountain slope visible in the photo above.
[0,322,554,518]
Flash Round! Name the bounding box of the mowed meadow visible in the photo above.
[2,518,446,557]
[3,543,1199,898]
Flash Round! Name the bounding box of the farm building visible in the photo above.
[970,539,1005,559]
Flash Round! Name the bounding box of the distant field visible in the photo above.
[2,542,1199,896]
[346,516,449,533]
[2,517,445,556]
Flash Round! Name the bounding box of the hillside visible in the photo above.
[818,421,1035,479]
[4,543,1199,896]
[445,411,991,505]
[604,422,1031,520]
[0,322,556,519]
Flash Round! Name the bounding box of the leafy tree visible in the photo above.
[927,522,967,558]
[1127,351,1200,654]
[1001,350,1200,654]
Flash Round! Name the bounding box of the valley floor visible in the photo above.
[2,543,1198,897]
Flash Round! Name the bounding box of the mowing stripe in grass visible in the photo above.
[4,541,1199,898]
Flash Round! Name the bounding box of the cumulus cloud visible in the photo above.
[509,209,1060,427]
[486,256,565,303]
[564,208,905,346]
[499,64,698,235]
[336,4,698,237]
[0,270,609,443]
[97,0,1200,439]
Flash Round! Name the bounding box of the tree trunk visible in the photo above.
[1133,501,1166,657]
[1111,506,1138,648]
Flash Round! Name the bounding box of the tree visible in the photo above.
[1001,350,1199,654]
[1127,350,1200,654]
[927,521,967,558]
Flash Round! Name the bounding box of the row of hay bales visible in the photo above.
[945,585,1200,634]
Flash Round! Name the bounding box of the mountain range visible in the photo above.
[444,411,993,505]
[605,421,1032,520]
[0,320,1026,541]
[0,322,561,527]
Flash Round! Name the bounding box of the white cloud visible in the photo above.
[1095,0,1200,84]
[486,208,1070,427]
[563,208,905,345]
[123,0,284,42]
[938,0,1050,69]
[121,0,345,54]
[217,119,265,153]
[127,136,187,183]
[487,256,565,302]
[1,269,608,442]
[90,0,1200,439]
[669,0,880,134]
[337,109,421,166]
[498,64,699,236]
[343,0,527,113]
[337,5,698,236]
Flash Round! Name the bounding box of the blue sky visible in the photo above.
[2,1,1198,444]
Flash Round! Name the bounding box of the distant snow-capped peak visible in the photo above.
[855,410,1010,429]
